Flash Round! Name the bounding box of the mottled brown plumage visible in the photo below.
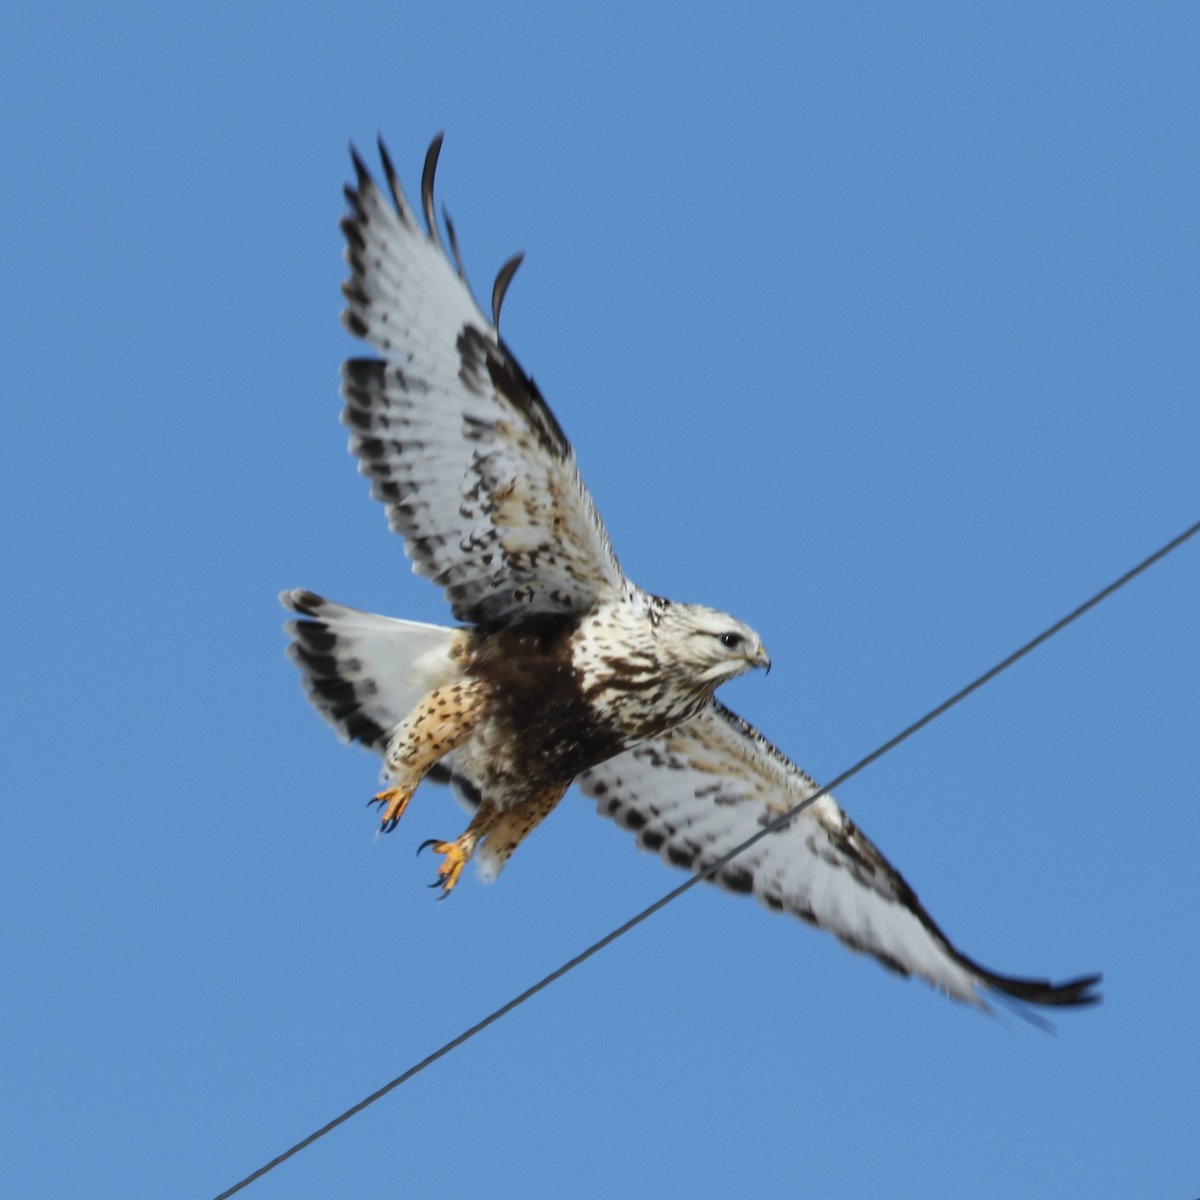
[279,138,1099,1011]
[348,596,766,891]
[466,615,623,790]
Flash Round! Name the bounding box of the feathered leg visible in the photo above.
[371,680,487,832]
[421,783,569,896]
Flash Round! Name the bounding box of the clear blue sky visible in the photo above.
[3,5,1198,1198]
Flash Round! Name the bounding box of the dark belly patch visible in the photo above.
[468,615,624,790]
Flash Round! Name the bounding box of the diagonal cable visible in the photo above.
[214,517,1199,1199]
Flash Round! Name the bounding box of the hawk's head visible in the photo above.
[655,602,771,688]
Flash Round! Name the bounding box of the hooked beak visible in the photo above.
[749,641,771,675]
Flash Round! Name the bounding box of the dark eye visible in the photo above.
[719,632,744,649]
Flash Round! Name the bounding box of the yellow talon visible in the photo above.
[420,839,469,896]
[372,786,413,832]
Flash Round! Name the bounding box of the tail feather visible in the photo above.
[279,588,461,751]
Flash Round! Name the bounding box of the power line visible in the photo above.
[213,518,1199,1199]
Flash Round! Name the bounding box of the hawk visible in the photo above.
[282,136,1100,1012]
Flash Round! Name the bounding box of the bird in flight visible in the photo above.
[282,136,1100,1013]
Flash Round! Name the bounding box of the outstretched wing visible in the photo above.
[579,702,1100,1010]
[340,137,629,626]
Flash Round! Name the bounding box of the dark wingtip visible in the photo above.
[376,134,405,216]
[443,206,466,279]
[1039,972,1104,1007]
[491,251,525,330]
[986,970,1103,1008]
[421,133,446,249]
[279,588,327,616]
[348,142,371,189]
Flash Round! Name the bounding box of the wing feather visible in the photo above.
[339,138,629,625]
[579,702,1101,1010]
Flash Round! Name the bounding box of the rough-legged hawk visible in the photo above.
[281,136,1100,1013]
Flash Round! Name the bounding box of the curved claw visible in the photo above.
[372,786,412,832]
[416,838,440,858]
[416,837,469,897]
